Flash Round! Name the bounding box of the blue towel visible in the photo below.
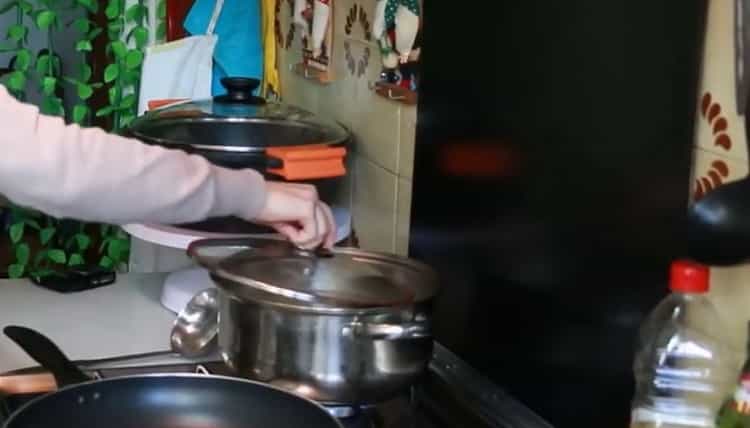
[183,0,263,96]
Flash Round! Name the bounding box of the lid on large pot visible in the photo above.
[128,77,350,151]
[187,238,439,309]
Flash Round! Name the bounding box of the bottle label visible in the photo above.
[632,407,712,427]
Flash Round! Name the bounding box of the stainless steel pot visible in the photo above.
[184,238,440,405]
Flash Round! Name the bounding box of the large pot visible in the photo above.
[126,77,351,234]
[185,238,440,405]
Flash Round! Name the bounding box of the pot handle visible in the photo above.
[341,320,431,341]
[265,144,347,181]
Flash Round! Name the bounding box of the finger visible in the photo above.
[293,206,320,249]
[269,222,303,242]
[317,202,337,248]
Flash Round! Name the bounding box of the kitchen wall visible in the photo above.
[691,0,750,352]
[276,0,416,255]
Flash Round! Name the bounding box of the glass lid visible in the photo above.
[187,238,440,309]
[128,77,350,149]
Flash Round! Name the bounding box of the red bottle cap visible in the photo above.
[669,260,710,293]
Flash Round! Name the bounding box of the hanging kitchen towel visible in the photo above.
[136,0,224,115]
[184,0,263,96]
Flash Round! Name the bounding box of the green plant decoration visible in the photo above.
[0,0,33,100]
[0,0,156,280]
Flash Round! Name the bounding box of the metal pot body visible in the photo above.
[216,287,434,405]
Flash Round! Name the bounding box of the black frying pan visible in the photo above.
[2,326,342,428]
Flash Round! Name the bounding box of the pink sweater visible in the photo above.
[0,85,267,225]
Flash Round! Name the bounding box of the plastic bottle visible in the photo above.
[630,260,739,428]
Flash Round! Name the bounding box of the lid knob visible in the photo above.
[214,77,266,105]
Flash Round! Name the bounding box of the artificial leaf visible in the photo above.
[121,70,139,85]
[75,40,92,52]
[75,233,90,250]
[47,249,66,264]
[125,4,145,22]
[18,0,31,13]
[23,219,40,230]
[108,85,120,105]
[79,63,92,82]
[41,96,63,116]
[5,70,25,91]
[40,227,55,245]
[95,105,114,117]
[107,19,123,37]
[128,26,148,49]
[71,17,89,33]
[72,103,88,123]
[9,222,24,243]
[13,48,30,71]
[77,83,93,99]
[156,22,165,41]
[86,27,102,41]
[15,243,29,265]
[35,54,49,75]
[77,0,96,13]
[8,264,24,279]
[103,63,118,82]
[35,10,56,31]
[119,93,135,109]
[6,24,26,42]
[119,112,135,128]
[107,238,126,260]
[68,253,84,266]
[104,0,119,19]
[158,0,165,17]
[41,76,56,96]
[110,40,126,59]
[0,0,16,14]
[99,256,113,269]
[125,49,143,70]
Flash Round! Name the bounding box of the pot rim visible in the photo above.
[213,274,433,315]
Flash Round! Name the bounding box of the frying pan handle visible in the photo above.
[3,326,91,388]
[341,320,432,341]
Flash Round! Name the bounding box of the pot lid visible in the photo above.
[187,238,440,309]
[128,77,350,150]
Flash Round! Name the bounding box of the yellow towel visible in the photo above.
[261,0,280,97]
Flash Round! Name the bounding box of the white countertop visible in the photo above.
[0,273,176,373]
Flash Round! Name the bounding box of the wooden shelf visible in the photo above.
[373,82,418,105]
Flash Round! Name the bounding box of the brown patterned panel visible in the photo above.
[275,0,296,49]
[700,92,733,151]
[344,40,369,77]
[694,159,730,200]
[345,3,372,40]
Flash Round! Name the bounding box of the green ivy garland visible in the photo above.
[0,0,163,280]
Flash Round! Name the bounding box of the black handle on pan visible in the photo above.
[3,326,91,388]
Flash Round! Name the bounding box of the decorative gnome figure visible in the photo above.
[372,0,421,91]
[292,0,331,58]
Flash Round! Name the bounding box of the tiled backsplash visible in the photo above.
[692,0,750,351]
[277,0,416,255]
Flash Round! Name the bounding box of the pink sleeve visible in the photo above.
[0,85,267,225]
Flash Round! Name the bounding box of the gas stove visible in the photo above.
[0,343,553,428]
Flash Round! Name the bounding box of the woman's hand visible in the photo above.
[252,182,337,249]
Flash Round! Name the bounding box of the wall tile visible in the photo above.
[398,106,416,179]
[705,265,750,353]
[690,148,748,202]
[395,177,412,255]
[352,155,397,252]
[352,93,401,172]
[693,0,748,162]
